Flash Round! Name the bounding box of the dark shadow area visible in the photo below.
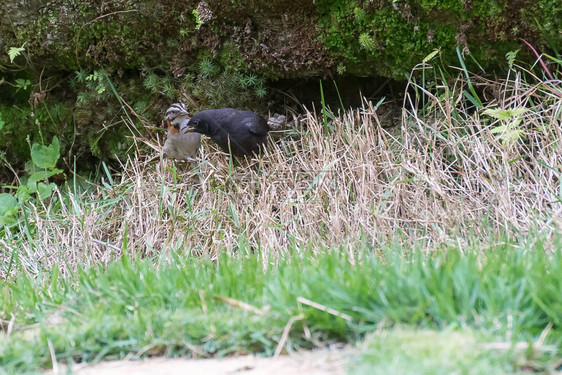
[267,76,408,113]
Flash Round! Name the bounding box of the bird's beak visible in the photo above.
[183,126,196,133]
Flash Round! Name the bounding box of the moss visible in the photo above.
[8,1,182,71]
[218,42,248,73]
[315,0,546,78]
[530,0,562,50]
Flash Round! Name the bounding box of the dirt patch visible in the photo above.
[58,346,354,375]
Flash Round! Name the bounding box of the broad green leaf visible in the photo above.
[508,108,527,117]
[491,121,525,145]
[31,136,60,169]
[0,215,17,226]
[28,169,60,183]
[37,182,56,199]
[27,179,37,193]
[490,124,508,134]
[0,193,18,216]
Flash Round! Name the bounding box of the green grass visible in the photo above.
[352,328,523,375]
[1,234,560,373]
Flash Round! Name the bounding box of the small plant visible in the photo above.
[193,9,205,30]
[255,85,267,98]
[358,33,376,52]
[1,136,63,227]
[14,78,31,91]
[7,42,26,63]
[142,71,176,99]
[73,69,113,105]
[506,49,520,69]
[0,192,18,226]
[85,70,107,95]
[484,107,528,145]
[199,58,218,78]
[337,62,347,75]
[239,73,257,89]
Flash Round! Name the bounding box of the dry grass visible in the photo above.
[1,71,561,275]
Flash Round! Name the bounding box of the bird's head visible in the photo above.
[165,103,190,133]
[183,112,215,136]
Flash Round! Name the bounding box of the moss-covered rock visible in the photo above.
[2,0,558,77]
[315,0,559,78]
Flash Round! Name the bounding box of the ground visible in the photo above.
[59,346,353,375]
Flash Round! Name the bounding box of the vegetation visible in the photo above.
[1,237,561,373]
[2,47,560,264]
[316,0,561,78]
[351,327,558,374]
[0,47,561,372]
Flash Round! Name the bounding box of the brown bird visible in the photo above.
[184,108,270,157]
[162,103,201,161]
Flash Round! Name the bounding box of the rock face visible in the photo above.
[0,0,333,76]
[1,0,558,78]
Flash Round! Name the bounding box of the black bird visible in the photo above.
[185,108,270,157]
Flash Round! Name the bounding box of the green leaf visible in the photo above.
[505,49,520,69]
[423,49,440,63]
[0,215,17,226]
[490,119,525,145]
[26,179,38,193]
[0,193,18,216]
[462,90,481,109]
[15,78,31,90]
[30,136,60,169]
[483,107,527,120]
[490,124,508,134]
[28,169,61,183]
[483,108,506,120]
[8,42,26,63]
[37,182,56,199]
[544,53,562,65]
[508,108,527,117]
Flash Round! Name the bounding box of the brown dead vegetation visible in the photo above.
[1,70,560,276]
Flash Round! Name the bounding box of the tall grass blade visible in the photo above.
[456,47,482,108]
